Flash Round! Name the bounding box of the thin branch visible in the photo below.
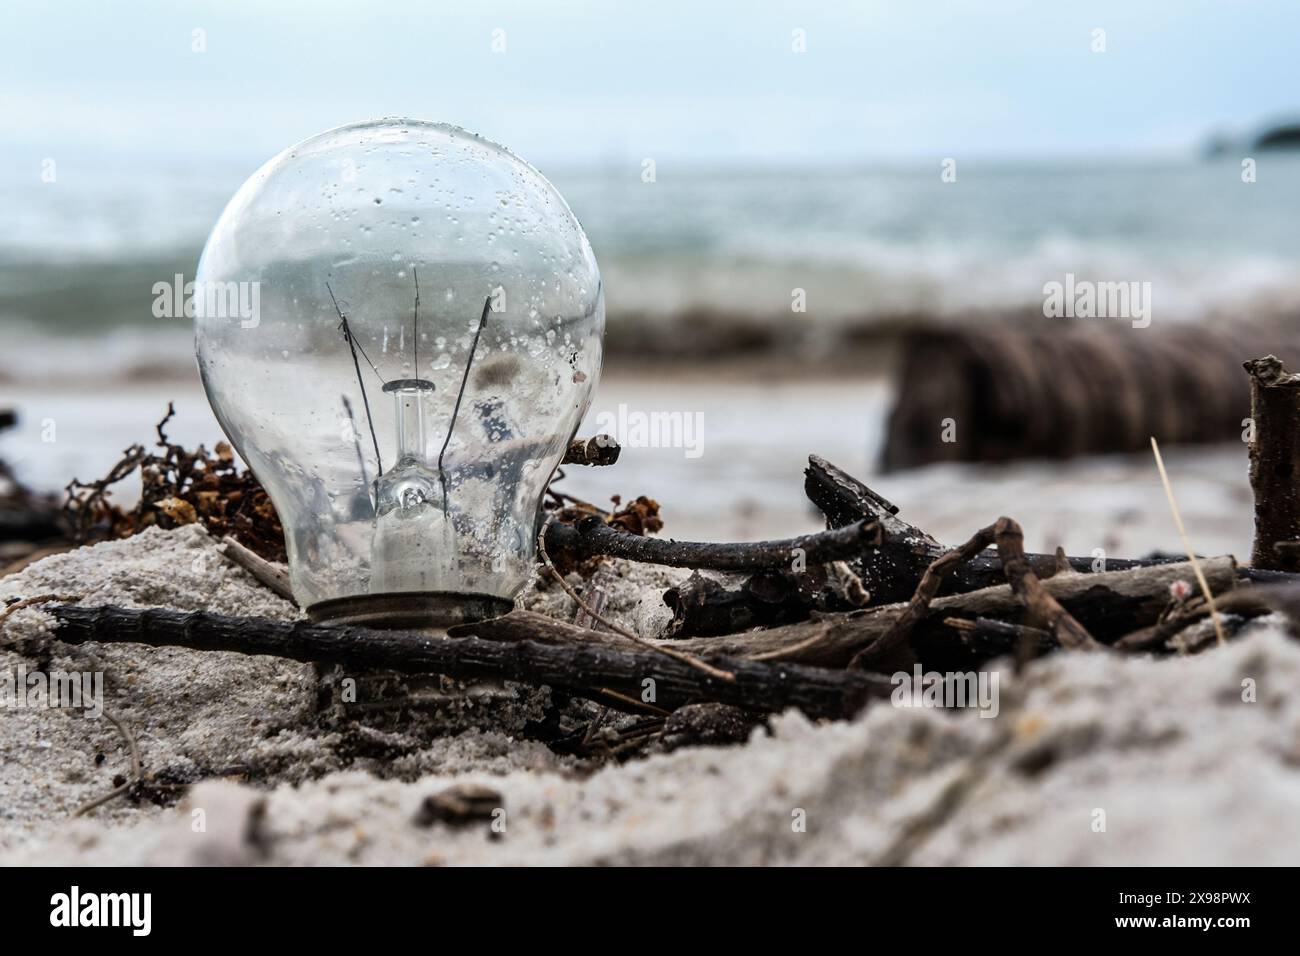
[1,593,79,624]
[562,435,621,466]
[545,515,883,572]
[72,709,141,818]
[536,515,736,683]
[944,616,1055,655]
[992,517,1101,651]
[220,536,294,602]
[849,523,997,670]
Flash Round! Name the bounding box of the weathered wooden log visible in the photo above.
[881,320,1300,470]
[1245,355,1300,572]
[41,604,892,719]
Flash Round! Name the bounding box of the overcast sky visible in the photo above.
[2,0,1298,169]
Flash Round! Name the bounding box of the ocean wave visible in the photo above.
[6,159,1300,377]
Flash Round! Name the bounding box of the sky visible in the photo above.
[1,0,1298,169]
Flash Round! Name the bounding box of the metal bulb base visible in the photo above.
[306,592,514,630]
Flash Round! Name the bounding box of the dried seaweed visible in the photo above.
[62,403,286,562]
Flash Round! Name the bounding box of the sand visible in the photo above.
[3,525,1298,866]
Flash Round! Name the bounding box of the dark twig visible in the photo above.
[72,709,141,818]
[849,524,997,670]
[544,515,882,572]
[46,605,891,719]
[800,455,1293,597]
[562,435,621,467]
[992,517,1101,651]
[944,616,1055,655]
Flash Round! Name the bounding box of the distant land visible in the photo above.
[1203,118,1300,158]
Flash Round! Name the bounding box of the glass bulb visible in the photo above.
[194,120,603,628]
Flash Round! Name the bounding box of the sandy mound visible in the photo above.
[3,526,1298,865]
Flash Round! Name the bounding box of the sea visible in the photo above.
[4,154,1300,372]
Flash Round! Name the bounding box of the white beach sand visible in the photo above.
[3,525,1298,866]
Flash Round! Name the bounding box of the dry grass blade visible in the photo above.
[1150,436,1226,646]
[72,709,142,818]
[536,515,735,683]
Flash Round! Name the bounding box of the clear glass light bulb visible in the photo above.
[194,120,603,628]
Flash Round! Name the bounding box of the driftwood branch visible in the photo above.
[660,556,1236,667]
[462,554,1234,671]
[220,535,293,601]
[804,455,1279,595]
[562,435,621,466]
[848,523,998,670]
[945,617,1054,656]
[544,514,882,572]
[1245,355,1300,572]
[44,605,891,719]
[663,561,868,638]
[991,517,1100,650]
[804,455,942,604]
[846,516,1098,670]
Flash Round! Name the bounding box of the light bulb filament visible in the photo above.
[327,281,385,478]
[437,294,493,515]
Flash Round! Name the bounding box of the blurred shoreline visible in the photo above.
[0,357,1254,562]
